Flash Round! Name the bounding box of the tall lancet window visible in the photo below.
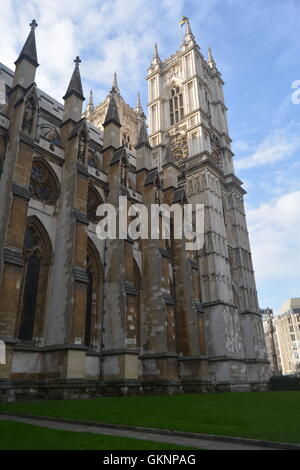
[87,185,103,224]
[18,220,51,341]
[169,87,184,126]
[85,240,103,348]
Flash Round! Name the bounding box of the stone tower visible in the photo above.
[146,18,269,389]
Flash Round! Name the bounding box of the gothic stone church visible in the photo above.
[0,19,270,401]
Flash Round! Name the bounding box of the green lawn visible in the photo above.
[0,420,194,450]
[1,392,300,444]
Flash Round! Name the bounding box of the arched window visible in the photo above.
[85,240,104,348]
[169,86,184,126]
[87,185,103,223]
[30,160,59,205]
[18,219,52,341]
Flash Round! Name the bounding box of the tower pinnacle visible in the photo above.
[163,144,175,166]
[151,43,161,67]
[135,92,144,116]
[111,72,120,94]
[85,90,94,119]
[88,90,94,106]
[136,115,150,147]
[103,90,121,127]
[208,47,216,69]
[15,19,39,67]
[63,56,84,101]
[182,17,196,47]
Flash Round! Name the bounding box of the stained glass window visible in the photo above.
[30,162,59,205]
[87,186,102,223]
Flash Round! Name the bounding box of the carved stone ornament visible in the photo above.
[210,133,223,168]
[165,126,188,163]
[78,132,86,164]
[22,99,35,134]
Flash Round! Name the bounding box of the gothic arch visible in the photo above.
[38,124,60,148]
[17,216,52,341]
[165,78,183,93]
[87,184,103,223]
[30,157,60,206]
[88,148,102,170]
[85,238,104,348]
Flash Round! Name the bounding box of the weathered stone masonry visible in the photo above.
[0,19,270,401]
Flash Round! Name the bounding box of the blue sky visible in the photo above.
[1,0,300,313]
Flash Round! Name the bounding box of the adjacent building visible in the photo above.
[274,299,300,375]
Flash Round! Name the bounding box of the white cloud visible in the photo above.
[0,0,186,104]
[232,139,252,153]
[248,191,300,289]
[235,124,300,170]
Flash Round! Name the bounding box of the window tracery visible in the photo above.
[169,86,184,126]
[29,162,59,205]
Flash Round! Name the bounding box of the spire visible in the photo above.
[111,72,120,94]
[136,115,150,147]
[63,56,85,101]
[183,18,196,47]
[154,43,160,60]
[88,90,94,107]
[85,90,94,119]
[151,43,161,67]
[15,19,39,67]
[208,47,216,69]
[103,89,121,127]
[163,144,175,166]
[135,92,144,116]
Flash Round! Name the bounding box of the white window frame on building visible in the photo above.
[169,86,184,126]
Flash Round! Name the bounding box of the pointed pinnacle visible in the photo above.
[163,144,175,166]
[137,117,150,147]
[184,18,196,44]
[136,92,143,115]
[63,57,84,101]
[15,19,39,67]
[111,71,120,94]
[154,43,160,60]
[208,47,216,68]
[86,90,94,115]
[151,43,161,67]
[103,91,121,127]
